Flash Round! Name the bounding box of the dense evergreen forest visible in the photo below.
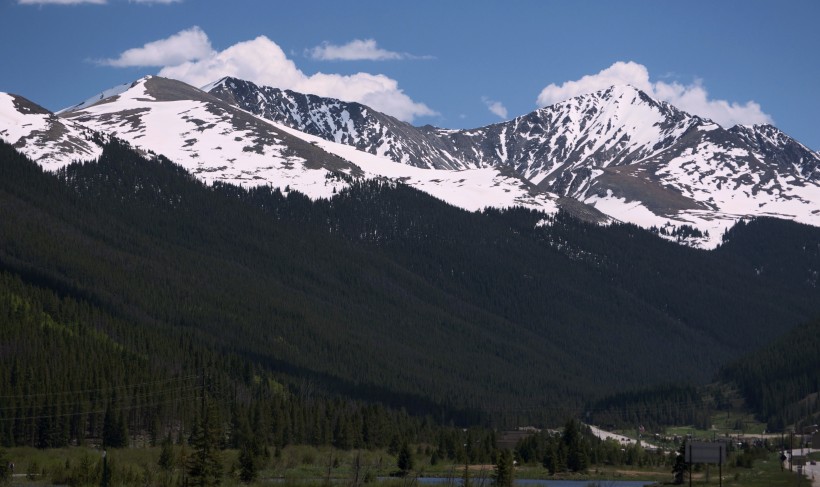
[583,384,712,432]
[514,419,673,473]
[719,315,820,431]
[1,138,820,447]
[0,264,497,454]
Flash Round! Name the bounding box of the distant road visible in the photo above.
[586,424,661,451]
[587,426,819,486]
[796,449,818,487]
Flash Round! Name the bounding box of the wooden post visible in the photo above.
[687,441,692,487]
[719,444,723,487]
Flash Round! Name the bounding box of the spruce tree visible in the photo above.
[158,434,174,471]
[102,405,128,449]
[672,442,687,485]
[187,400,222,487]
[397,442,413,475]
[542,441,557,475]
[238,443,257,484]
[0,450,10,486]
[493,449,514,487]
[561,419,588,473]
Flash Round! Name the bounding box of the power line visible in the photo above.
[0,383,202,413]
[0,392,202,423]
[0,374,199,400]
[481,394,717,416]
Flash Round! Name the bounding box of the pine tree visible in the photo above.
[187,400,222,487]
[672,442,687,485]
[561,419,588,473]
[102,404,128,448]
[238,443,257,484]
[397,442,413,475]
[0,449,10,486]
[158,434,174,471]
[493,449,514,487]
[542,441,557,475]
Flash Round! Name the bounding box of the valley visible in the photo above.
[1,74,819,487]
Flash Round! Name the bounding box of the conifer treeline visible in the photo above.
[583,385,711,432]
[719,316,820,431]
[514,419,671,473]
[0,268,481,449]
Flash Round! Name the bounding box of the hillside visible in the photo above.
[205,78,820,247]
[2,139,820,432]
[720,314,820,431]
[5,76,818,250]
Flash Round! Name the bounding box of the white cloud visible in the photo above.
[536,61,772,127]
[99,26,213,67]
[482,97,508,120]
[154,33,436,122]
[308,39,403,61]
[18,0,106,4]
[537,62,651,105]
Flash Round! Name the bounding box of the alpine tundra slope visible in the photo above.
[2,75,819,247]
[25,76,563,213]
[207,77,820,247]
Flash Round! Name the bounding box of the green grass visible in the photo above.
[708,411,768,436]
[717,452,806,487]
[650,412,768,442]
[1,446,809,487]
[2,445,407,486]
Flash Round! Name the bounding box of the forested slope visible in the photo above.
[720,315,820,431]
[2,139,819,436]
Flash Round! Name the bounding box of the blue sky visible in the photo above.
[2,0,818,149]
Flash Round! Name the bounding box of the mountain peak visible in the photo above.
[58,79,140,114]
[533,84,676,127]
[602,83,649,98]
[570,84,657,105]
[199,76,820,248]
[200,75,241,93]
[5,75,819,250]
[0,92,104,167]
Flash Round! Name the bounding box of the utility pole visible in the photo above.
[719,443,723,487]
[101,450,108,487]
[782,432,785,472]
[790,430,794,472]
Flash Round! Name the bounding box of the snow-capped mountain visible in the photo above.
[2,75,819,248]
[455,86,820,241]
[0,92,103,169]
[56,76,364,199]
[17,76,561,213]
[205,77,466,170]
[56,80,134,114]
[208,79,820,246]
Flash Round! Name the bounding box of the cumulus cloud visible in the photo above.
[307,39,431,61]
[537,62,651,105]
[99,26,213,67]
[482,97,508,120]
[150,32,435,122]
[536,61,772,128]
